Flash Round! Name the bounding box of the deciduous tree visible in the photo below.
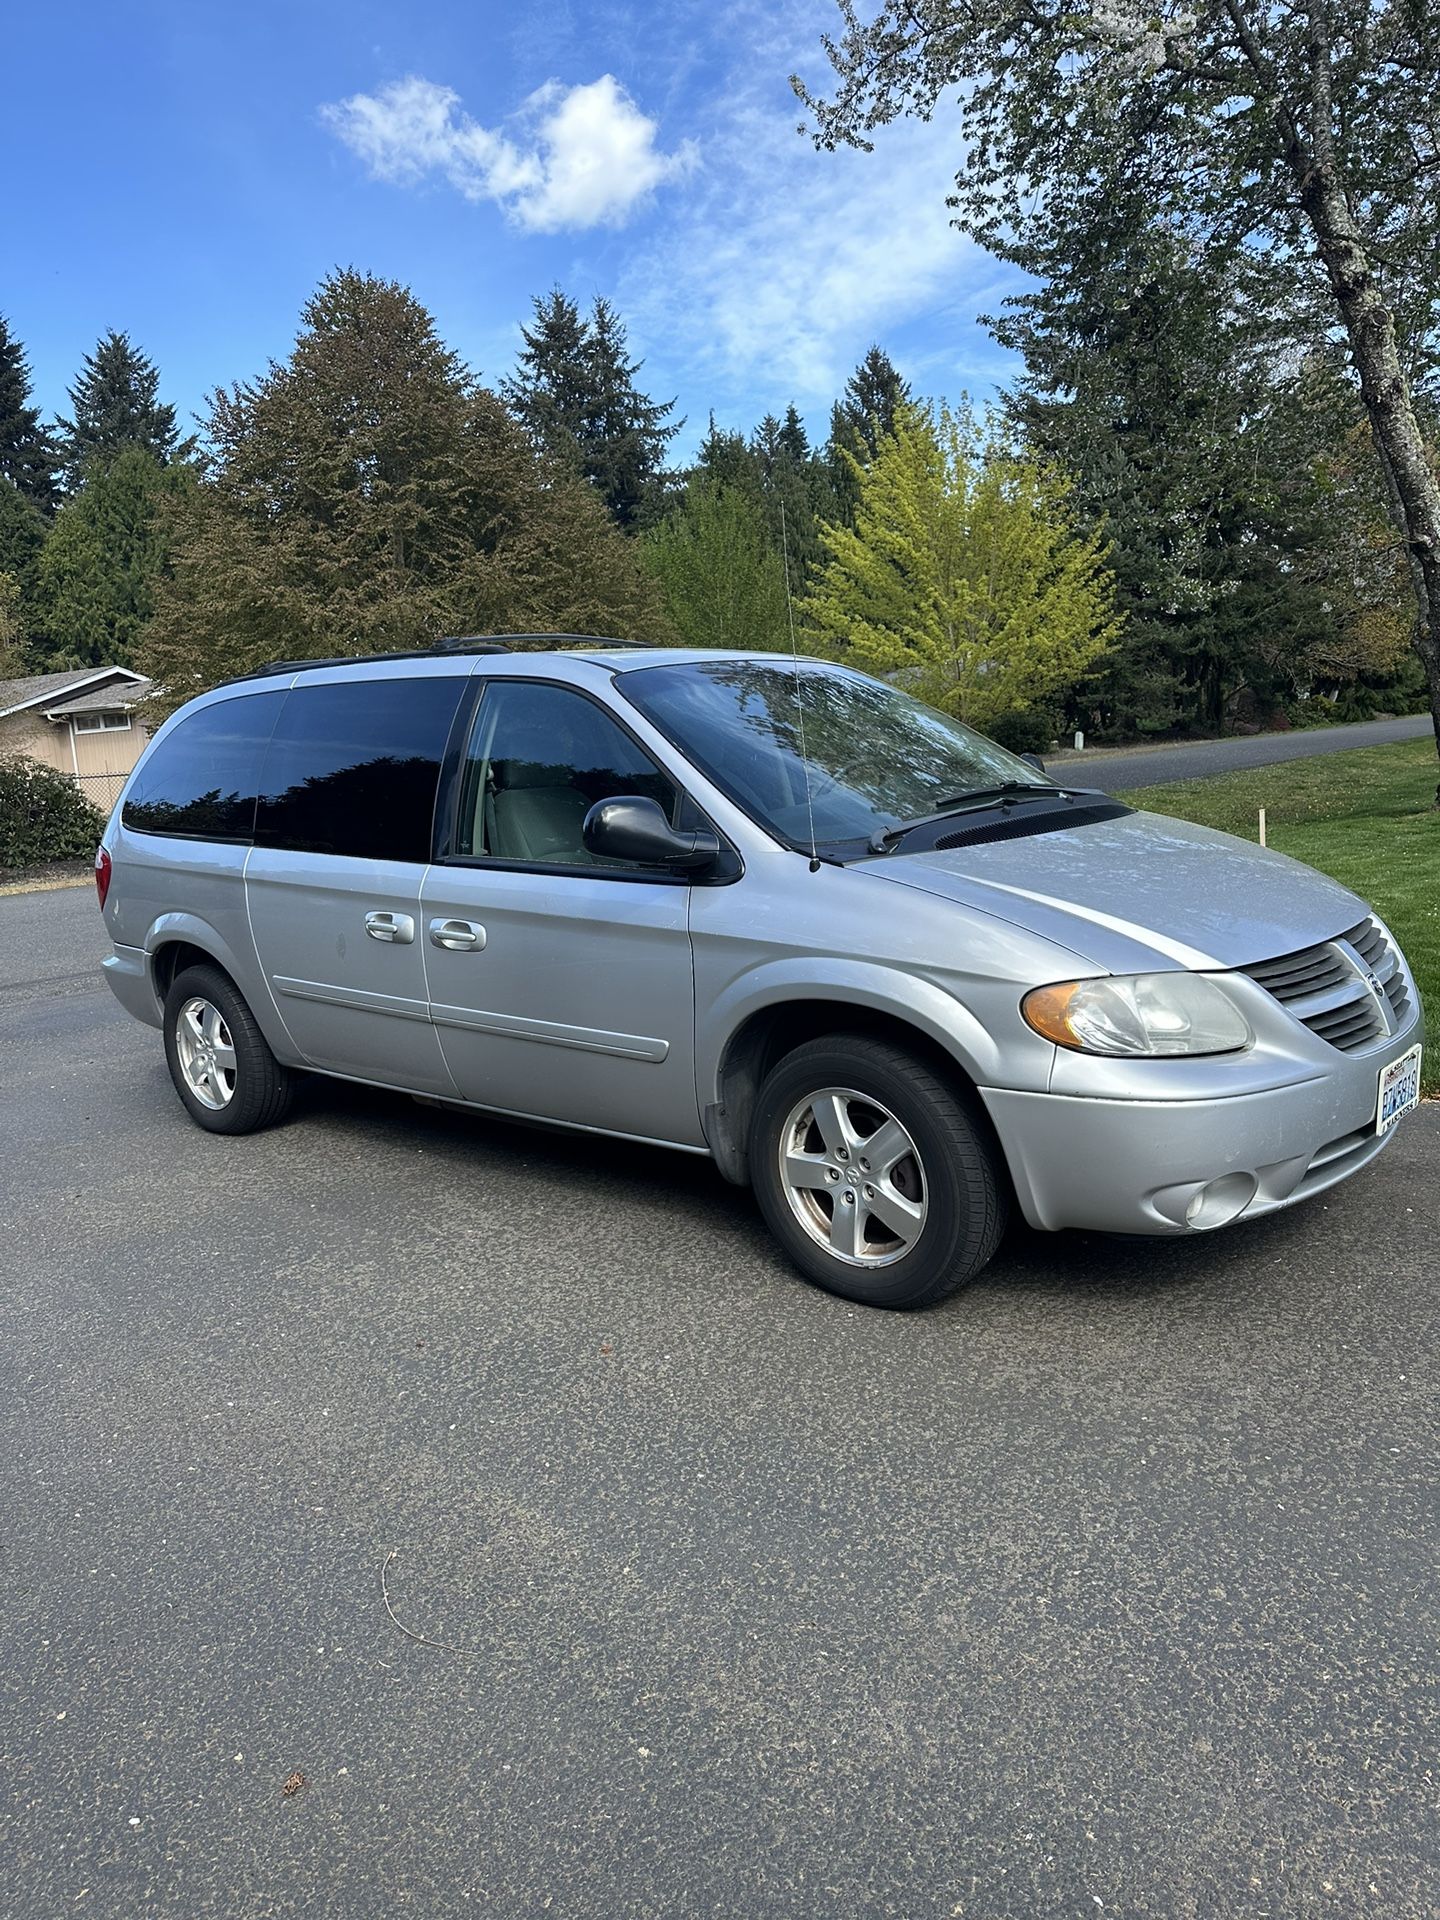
[800,401,1121,728]
[797,0,1440,792]
[141,271,668,709]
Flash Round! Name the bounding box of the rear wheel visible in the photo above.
[749,1035,1007,1308]
[163,963,293,1135]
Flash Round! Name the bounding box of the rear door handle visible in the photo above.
[429,917,486,953]
[364,911,415,944]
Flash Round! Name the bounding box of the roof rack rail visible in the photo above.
[213,633,662,691]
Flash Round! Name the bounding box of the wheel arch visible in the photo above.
[145,913,296,1060]
[702,976,1004,1188]
[151,936,224,1003]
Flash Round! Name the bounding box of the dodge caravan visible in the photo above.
[98,640,1424,1308]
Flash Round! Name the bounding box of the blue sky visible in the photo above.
[4,0,1021,460]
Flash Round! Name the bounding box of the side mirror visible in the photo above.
[1021,752,1047,775]
[582,795,721,872]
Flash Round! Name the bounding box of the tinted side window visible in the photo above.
[123,691,285,841]
[456,680,679,867]
[255,677,465,862]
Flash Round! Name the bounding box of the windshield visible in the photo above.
[618,658,1052,854]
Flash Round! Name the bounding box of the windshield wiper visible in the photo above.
[869,783,1083,853]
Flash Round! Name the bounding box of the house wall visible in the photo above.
[0,709,71,773]
[71,719,149,779]
[0,707,150,819]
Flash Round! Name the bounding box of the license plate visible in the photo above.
[1377,1043,1422,1134]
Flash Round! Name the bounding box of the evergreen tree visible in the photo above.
[833,347,910,461]
[32,449,185,671]
[777,405,811,466]
[643,481,790,652]
[586,297,682,529]
[691,407,837,598]
[0,479,47,609]
[0,316,61,513]
[503,289,593,466]
[0,571,26,678]
[827,346,912,520]
[801,400,1121,729]
[504,290,680,530]
[141,270,668,708]
[751,411,832,596]
[56,330,187,491]
[695,416,762,493]
[1002,218,1413,734]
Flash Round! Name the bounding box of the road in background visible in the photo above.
[3,886,1436,1917]
[1053,711,1432,792]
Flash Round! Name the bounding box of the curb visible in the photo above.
[0,876,94,898]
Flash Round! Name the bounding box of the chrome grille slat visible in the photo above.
[1283,976,1387,1020]
[1246,947,1343,988]
[1242,916,1402,1055]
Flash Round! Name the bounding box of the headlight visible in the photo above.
[1021,973,1252,1057]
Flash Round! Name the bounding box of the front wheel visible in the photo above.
[163,963,293,1135]
[749,1035,1008,1308]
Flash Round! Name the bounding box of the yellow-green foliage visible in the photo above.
[799,400,1122,727]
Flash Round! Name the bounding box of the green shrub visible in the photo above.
[0,754,104,869]
[985,707,1058,757]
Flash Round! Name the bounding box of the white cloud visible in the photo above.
[616,2,1023,424]
[321,73,694,234]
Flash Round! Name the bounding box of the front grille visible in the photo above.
[1348,916,1411,1028]
[1242,917,1405,1054]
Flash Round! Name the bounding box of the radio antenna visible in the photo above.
[780,499,821,873]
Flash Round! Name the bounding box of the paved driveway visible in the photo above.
[3,886,1435,1918]
[1055,712,1433,792]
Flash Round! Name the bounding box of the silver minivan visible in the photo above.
[99,639,1424,1308]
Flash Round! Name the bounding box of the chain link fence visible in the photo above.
[74,770,128,816]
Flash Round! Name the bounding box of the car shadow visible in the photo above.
[286,1072,1306,1309]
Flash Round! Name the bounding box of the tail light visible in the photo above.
[95,844,112,909]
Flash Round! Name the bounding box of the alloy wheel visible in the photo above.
[175,996,238,1111]
[778,1085,928,1266]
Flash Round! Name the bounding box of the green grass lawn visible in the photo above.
[1117,738,1438,1091]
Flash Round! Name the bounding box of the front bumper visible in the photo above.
[980,1016,1423,1235]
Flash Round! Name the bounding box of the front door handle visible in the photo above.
[429,917,487,953]
[364,911,415,944]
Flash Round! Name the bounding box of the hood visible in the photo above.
[866,809,1369,973]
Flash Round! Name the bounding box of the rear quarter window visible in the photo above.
[254,677,466,862]
[122,690,286,841]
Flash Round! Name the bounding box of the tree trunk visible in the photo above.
[1296,166,1440,803]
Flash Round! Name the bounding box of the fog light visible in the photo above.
[1184,1173,1258,1231]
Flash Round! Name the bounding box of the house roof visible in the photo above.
[44,679,153,717]
[0,666,147,722]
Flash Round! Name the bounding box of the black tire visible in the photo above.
[748,1034,1008,1309]
[162,962,293,1136]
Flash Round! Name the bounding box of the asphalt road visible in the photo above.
[3,886,1436,1919]
[1054,712,1434,793]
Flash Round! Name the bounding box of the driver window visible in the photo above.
[456,679,680,867]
